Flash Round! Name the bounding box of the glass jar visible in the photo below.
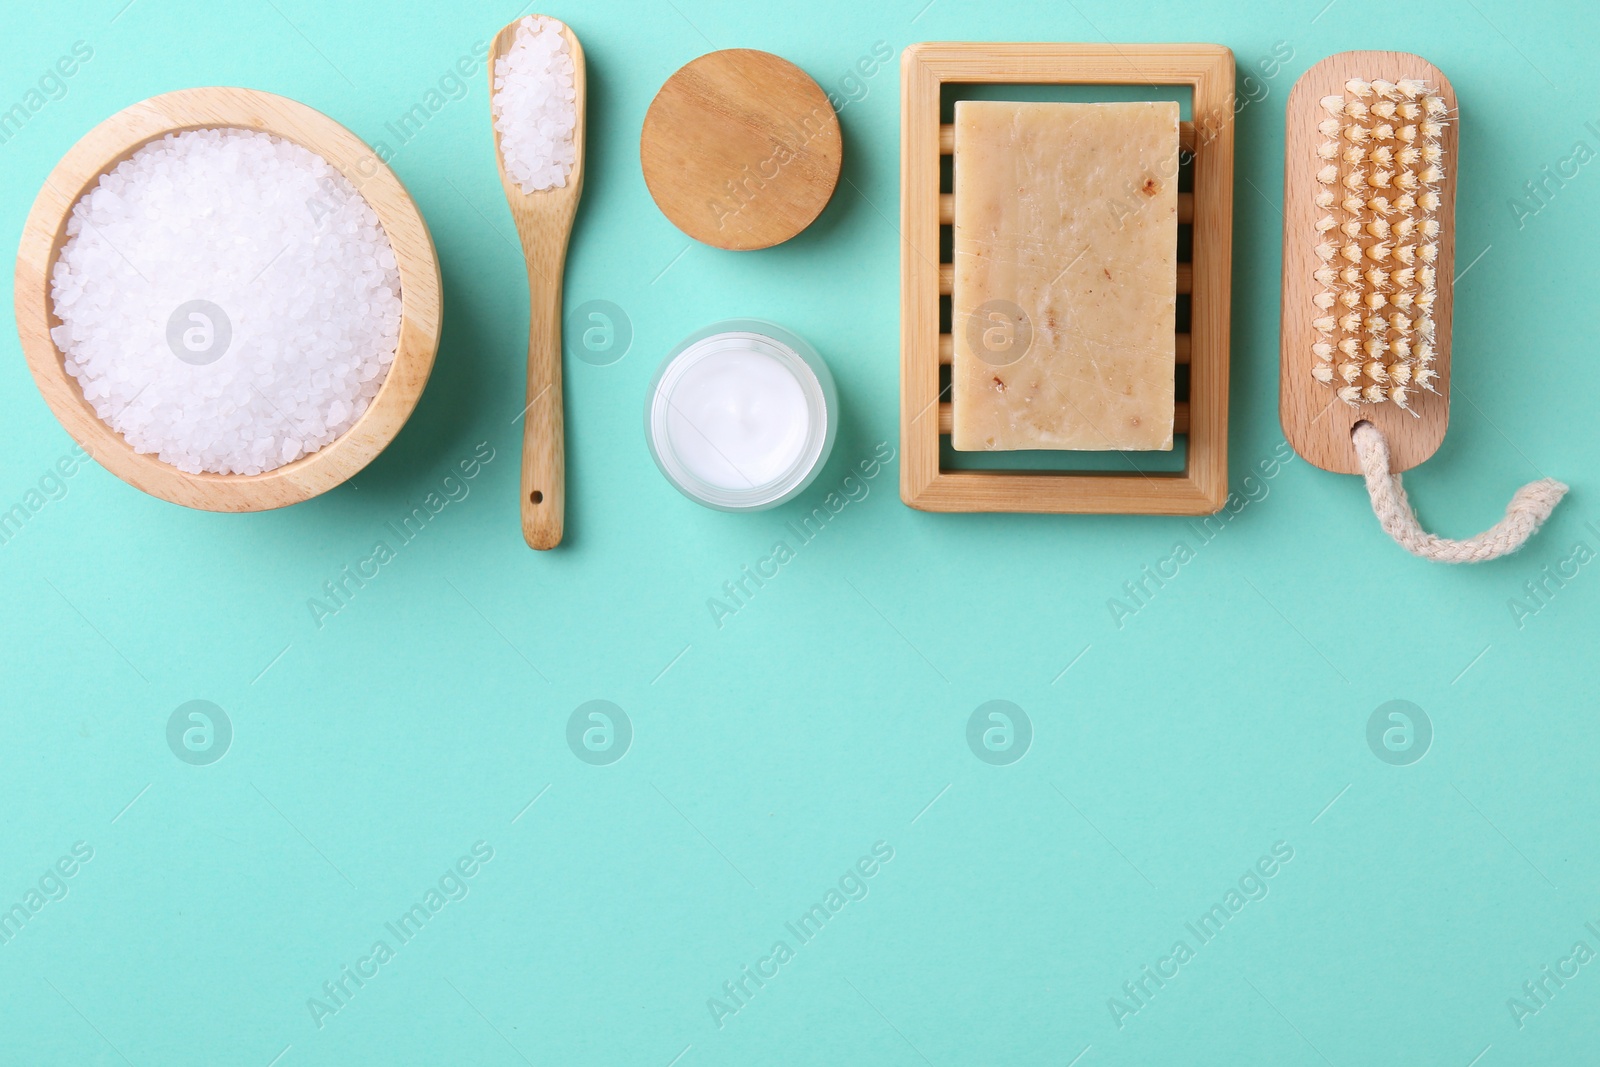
[645,319,837,511]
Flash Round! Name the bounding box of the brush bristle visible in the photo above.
[1310,78,1448,407]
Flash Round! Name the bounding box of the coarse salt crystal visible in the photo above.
[492,16,578,194]
[49,128,403,476]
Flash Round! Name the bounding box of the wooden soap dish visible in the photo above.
[899,43,1235,514]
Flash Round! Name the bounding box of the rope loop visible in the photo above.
[1350,421,1567,563]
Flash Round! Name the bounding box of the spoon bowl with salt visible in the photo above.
[489,14,586,551]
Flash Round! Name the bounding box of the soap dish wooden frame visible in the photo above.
[899,43,1234,514]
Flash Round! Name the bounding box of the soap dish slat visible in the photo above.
[899,42,1234,515]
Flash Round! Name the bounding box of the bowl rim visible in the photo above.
[12,86,443,513]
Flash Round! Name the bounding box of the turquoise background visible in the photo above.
[2,0,1597,1063]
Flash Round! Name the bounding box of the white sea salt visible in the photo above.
[492,15,577,194]
[49,128,403,476]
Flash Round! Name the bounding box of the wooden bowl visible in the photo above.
[12,87,442,512]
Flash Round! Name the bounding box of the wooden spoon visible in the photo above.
[489,16,586,549]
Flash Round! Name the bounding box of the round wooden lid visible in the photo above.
[640,49,842,251]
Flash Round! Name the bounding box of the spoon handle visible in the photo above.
[521,254,565,550]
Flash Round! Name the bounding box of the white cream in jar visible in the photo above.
[645,321,836,510]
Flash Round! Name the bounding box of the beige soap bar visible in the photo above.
[952,100,1178,451]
